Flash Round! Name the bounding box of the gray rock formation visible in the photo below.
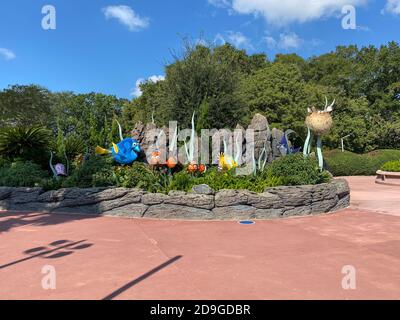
[0,179,350,220]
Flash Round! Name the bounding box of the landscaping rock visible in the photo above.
[332,179,350,198]
[144,204,213,220]
[0,187,13,200]
[248,113,269,132]
[246,191,282,209]
[168,190,187,197]
[165,193,214,210]
[58,188,139,208]
[38,189,69,202]
[63,188,103,199]
[271,128,284,159]
[191,184,215,195]
[142,193,169,205]
[254,208,283,219]
[267,186,313,207]
[52,204,100,215]
[248,113,271,160]
[215,189,248,207]
[283,206,312,217]
[332,194,350,211]
[310,197,339,214]
[212,205,256,220]
[311,183,337,202]
[103,203,148,217]
[0,178,351,220]
[0,200,9,210]
[98,190,145,212]
[11,188,43,204]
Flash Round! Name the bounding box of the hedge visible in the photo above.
[325,149,400,176]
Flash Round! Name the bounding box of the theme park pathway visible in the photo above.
[0,176,399,299]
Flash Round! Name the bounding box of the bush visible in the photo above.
[165,155,327,193]
[112,162,159,191]
[0,126,51,165]
[63,155,113,188]
[265,153,331,186]
[0,157,9,169]
[0,161,49,187]
[325,149,400,176]
[381,160,400,172]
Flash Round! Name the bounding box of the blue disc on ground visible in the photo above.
[238,220,255,225]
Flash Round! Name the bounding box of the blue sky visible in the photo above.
[0,0,399,99]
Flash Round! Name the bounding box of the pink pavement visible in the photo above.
[0,176,399,300]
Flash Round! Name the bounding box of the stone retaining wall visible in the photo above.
[0,179,350,220]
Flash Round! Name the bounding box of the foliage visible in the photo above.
[0,161,48,187]
[123,43,267,129]
[52,92,127,151]
[0,126,51,165]
[62,155,113,188]
[0,85,53,127]
[381,160,400,172]
[264,153,331,186]
[325,149,400,176]
[111,162,159,191]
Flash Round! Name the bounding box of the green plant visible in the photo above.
[0,126,51,164]
[325,149,400,176]
[381,160,400,172]
[40,177,63,191]
[0,161,49,187]
[113,163,159,191]
[265,153,331,185]
[0,157,9,169]
[63,155,113,188]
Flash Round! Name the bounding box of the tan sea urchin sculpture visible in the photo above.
[305,107,333,135]
[303,97,335,170]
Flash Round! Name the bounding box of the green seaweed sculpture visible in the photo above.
[303,97,335,170]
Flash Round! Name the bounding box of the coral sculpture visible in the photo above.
[303,97,335,170]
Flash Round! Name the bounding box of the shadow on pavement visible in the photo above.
[103,255,183,300]
[0,211,98,233]
[0,239,93,269]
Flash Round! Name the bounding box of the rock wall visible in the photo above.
[0,179,350,220]
[132,113,285,164]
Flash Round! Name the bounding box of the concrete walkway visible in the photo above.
[0,176,399,299]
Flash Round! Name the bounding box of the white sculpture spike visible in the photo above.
[116,120,124,141]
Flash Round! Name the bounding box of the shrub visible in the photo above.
[325,149,400,176]
[0,161,49,187]
[265,153,331,185]
[0,157,9,168]
[113,163,159,191]
[63,155,113,188]
[0,126,51,165]
[40,178,63,191]
[381,160,400,172]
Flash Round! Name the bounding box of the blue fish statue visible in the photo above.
[95,121,141,165]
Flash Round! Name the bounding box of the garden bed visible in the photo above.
[0,179,350,220]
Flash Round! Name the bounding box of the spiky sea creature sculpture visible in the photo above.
[303,97,335,170]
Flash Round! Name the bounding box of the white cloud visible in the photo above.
[264,33,303,50]
[214,33,226,45]
[208,0,230,8]
[132,75,165,97]
[210,0,368,26]
[227,31,252,48]
[383,0,400,15]
[0,48,16,60]
[103,5,149,31]
[213,31,253,50]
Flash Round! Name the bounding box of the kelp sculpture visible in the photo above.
[303,97,335,170]
[184,112,206,173]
